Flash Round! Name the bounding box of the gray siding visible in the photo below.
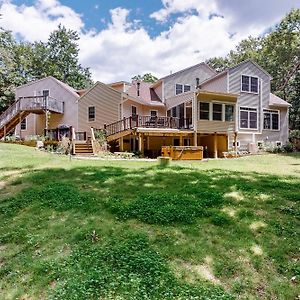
[228,61,271,133]
[163,64,215,100]
[260,107,289,144]
[78,82,121,136]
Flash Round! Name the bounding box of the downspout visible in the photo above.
[259,78,263,134]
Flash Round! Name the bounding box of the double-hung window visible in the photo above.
[20,118,27,130]
[199,102,210,120]
[263,109,279,130]
[88,106,95,122]
[225,105,234,121]
[240,107,257,129]
[241,75,259,93]
[175,84,191,95]
[213,104,222,121]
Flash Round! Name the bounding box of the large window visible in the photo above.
[199,102,210,120]
[88,106,95,122]
[225,105,234,121]
[175,84,191,95]
[240,107,257,129]
[241,75,259,93]
[20,118,27,130]
[263,109,279,130]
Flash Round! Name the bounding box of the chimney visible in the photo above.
[137,81,140,97]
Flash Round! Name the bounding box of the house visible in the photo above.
[0,60,290,157]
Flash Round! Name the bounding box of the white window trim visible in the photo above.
[20,117,27,131]
[198,101,235,122]
[241,74,259,94]
[198,101,210,121]
[239,106,258,130]
[263,109,280,131]
[175,83,191,96]
[150,110,158,117]
[87,106,96,122]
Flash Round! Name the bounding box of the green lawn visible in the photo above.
[0,143,299,299]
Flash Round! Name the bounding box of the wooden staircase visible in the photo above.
[0,96,64,139]
[73,141,94,155]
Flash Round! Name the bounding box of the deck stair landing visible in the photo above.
[0,96,64,139]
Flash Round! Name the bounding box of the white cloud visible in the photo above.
[150,0,217,22]
[0,0,83,42]
[0,0,296,83]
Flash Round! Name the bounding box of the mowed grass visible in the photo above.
[0,143,299,299]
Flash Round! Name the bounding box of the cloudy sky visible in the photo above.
[0,0,298,83]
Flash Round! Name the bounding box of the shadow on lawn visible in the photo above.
[0,165,299,299]
[1,164,299,223]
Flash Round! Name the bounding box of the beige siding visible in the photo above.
[164,64,215,99]
[201,73,227,93]
[78,82,121,135]
[123,100,166,118]
[15,77,79,136]
[197,120,235,133]
[154,83,163,101]
[166,92,194,109]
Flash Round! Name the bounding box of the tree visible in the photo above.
[40,25,93,89]
[206,8,300,129]
[0,25,93,113]
[132,73,158,83]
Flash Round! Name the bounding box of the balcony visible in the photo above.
[19,96,64,114]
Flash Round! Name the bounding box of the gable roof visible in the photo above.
[158,62,217,81]
[16,76,80,98]
[269,93,291,107]
[198,59,273,88]
[77,81,122,103]
[228,59,273,79]
[127,81,162,103]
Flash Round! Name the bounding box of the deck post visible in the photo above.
[129,116,132,129]
[193,131,197,146]
[3,125,6,140]
[234,131,238,156]
[180,135,183,146]
[119,137,124,151]
[136,114,139,127]
[213,132,218,158]
[138,133,144,156]
[123,117,126,130]
[19,115,22,139]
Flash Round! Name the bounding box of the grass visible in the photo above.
[0,143,299,299]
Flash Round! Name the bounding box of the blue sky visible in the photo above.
[0,0,299,82]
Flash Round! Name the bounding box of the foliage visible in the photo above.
[206,9,300,129]
[109,191,224,225]
[132,73,158,83]
[0,25,93,113]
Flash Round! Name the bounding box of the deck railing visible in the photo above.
[19,96,64,114]
[103,115,192,137]
[0,96,64,130]
[44,127,87,141]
